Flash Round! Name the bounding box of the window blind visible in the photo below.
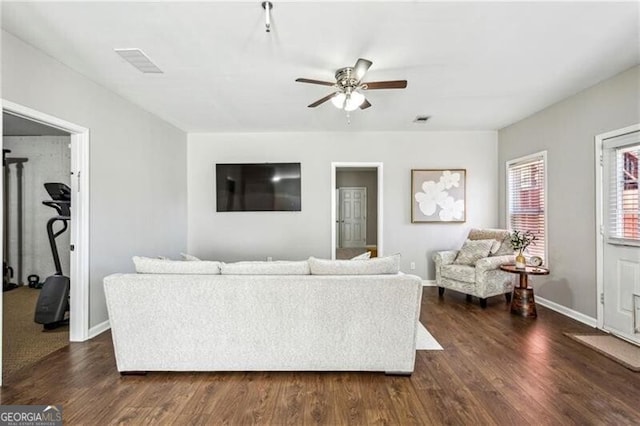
[507,154,546,261]
[604,137,639,243]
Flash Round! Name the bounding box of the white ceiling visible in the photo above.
[2,1,638,133]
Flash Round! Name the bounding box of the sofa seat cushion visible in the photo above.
[440,264,476,284]
[133,256,221,274]
[221,261,310,275]
[308,254,400,275]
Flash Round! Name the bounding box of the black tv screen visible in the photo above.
[216,163,301,212]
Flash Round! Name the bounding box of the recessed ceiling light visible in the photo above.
[114,48,163,74]
[413,115,431,123]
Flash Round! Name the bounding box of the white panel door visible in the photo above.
[339,187,366,248]
[603,130,640,345]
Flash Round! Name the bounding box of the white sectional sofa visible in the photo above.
[104,255,423,375]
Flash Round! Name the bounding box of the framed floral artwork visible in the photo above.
[411,169,466,223]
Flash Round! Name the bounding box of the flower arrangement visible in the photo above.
[509,230,537,254]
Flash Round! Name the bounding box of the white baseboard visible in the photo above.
[88,319,111,339]
[536,296,597,328]
[422,280,436,287]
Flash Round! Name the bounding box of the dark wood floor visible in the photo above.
[1,287,639,425]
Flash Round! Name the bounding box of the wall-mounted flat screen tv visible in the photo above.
[216,163,301,212]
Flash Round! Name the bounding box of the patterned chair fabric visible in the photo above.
[433,228,515,305]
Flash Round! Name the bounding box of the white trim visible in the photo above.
[331,162,383,259]
[594,123,640,330]
[2,100,91,342]
[422,280,436,287]
[69,131,90,342]
[88,319,111,339]
[505,150,549,266]
[536,296,597,328]
[2,100,86,134]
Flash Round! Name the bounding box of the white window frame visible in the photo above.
[505,150,548,265]
[603,137,640,247]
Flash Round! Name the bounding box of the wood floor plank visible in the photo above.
[2,287,640,425]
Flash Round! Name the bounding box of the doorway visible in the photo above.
[2,113,71,377]
[331,162,383,260]
[596,124,640,346]
[1,100,90,385]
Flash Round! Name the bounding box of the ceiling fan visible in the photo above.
[295,58,407,111]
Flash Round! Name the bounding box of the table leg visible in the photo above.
[519,273,528,289]
[510,287,537,318]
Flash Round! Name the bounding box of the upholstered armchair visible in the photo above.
[433,229,515,308]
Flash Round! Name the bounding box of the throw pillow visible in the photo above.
[308,254,400,275]
[180,253,201,261]
[489,240,502,255]
[453,239,494,266]
[350,251,372,260]
[492,235,515,256]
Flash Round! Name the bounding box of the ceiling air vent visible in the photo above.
[114,48,163,74]
[413,115,431,124]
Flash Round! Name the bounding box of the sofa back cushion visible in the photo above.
[468,228,513,257]
[220,261,310,275]
[133,256,221,274]
[308,254,400,275]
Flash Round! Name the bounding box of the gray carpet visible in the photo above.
[2,286,69,378]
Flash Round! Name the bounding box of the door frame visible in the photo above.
[595,123,640,330]
[2,99,90,343]
[331,162,383,259]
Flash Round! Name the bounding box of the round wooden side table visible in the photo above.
[499,264,550,318]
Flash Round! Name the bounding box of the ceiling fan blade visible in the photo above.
[362,80,408,90]
[359,99,372,110]
[307,93,336,108]
[295,78,335,87]
[353,58,373,81]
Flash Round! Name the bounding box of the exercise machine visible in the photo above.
[2,149,28,292]
[34,183,71,330]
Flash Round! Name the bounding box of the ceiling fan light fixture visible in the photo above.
[346,90,365,111]
[332,90,365,111]
[331,92,346,109]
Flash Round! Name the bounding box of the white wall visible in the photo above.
[498,65,640,318]
[188,131,498,279]
[1,31,188,328]
[3,136,70,284]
